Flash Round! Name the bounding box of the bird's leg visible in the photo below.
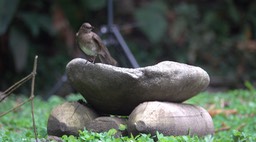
[92,56,97,64]
[85,60,89,64]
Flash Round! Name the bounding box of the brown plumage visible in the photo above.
[76,22,117,66]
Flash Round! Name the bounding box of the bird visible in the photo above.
[76,22,117,66]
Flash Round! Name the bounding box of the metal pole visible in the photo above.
[112,26,139,68]
[106,0,139,68]
[108,0,113,29]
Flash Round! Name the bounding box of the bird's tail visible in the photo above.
[99,49,117,66]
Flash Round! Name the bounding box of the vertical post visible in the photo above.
[107,0,113,29]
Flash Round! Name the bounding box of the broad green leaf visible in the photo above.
[226,0,240,23]
[134,1,168,43]
[19,12,54,37]
[0,0,20,35]
[19,13,40,36]
[174,3,198,19]
[9,27,29,72]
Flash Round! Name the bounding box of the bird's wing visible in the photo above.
[76,32,95,61]
[92,33,117,66]
[92,33,107,53]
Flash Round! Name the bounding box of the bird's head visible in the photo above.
[79,22,94,33]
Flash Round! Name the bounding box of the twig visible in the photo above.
[0,55,39,142]
[30,55,38,141]
[0,74,33,102]
[214,122,231,133]
[236,123,246,131]
[215,126,231,133]
[0,97,33,117]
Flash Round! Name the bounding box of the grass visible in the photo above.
[0,88,256,141]
[186,90,256,141]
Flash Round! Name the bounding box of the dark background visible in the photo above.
[1,0,256,97]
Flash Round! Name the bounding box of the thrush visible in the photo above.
[76,22,117,66]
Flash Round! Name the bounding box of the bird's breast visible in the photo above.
[78,34,98,56]
[80,43,98,56]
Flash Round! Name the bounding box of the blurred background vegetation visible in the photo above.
[1,0,256,97]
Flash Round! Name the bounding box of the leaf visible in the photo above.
[19,13,40,36]
[244,81,255,91]
[174,3,198,19]
[19,12,55,37]
[226,0,240,23]
[9,27,29,72]
[107,129,117,136]
[118,124,127,131]
[0,0,20,35]
[171,17,187,40]
[208,109,237,117]
[134,1,168,43]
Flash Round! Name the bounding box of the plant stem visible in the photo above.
[31,55,38,142]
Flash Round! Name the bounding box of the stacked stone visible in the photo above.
[47,58,214,137]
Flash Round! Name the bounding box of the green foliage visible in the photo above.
[2,0,256,94]
[156,131,205,142]
[187,89,256,142]
[0,0,109,95]
[2,89,256,141]
[9,27,29,72]
[1,0,256,139]
[82,0,106,11]
[0,95,65,142]
[244,81,255,92]
[132,1,256,83]
[0,0,20,35]
[62,129,155,142]
[62,129,118,142]
[118,124,127,131]
[19,12,55,37]
[134,1,168,43]
[232,130,256,142]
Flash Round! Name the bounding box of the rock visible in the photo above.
[66,58,210,115]
[127,101,214,136]
[86,116,128,137]
[47,101,98,136]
